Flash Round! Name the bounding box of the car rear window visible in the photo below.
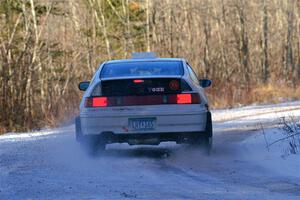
[100,61,183,78]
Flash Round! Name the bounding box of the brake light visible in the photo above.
[176,94,192,104]
[133,79,144,83]
[85,93,200,107]
[85,97,107,107]
[93,97,107,107]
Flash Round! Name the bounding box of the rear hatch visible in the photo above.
[85,78,200,107]
[101,78,183,96]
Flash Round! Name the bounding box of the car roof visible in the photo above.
[104,58,186,65]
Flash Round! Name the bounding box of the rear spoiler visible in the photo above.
[101,75,182,81]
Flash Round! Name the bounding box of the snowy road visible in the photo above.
[1,102,300,200]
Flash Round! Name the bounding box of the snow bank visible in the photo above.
[213,100,300,122]
[0,125,73,142]
[240,128,300,179]
[212,100,300,132]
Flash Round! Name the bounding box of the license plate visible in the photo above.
[128,118,156,131]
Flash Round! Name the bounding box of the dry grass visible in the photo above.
[251,84,300,104]
[209,82,300,109]
[0,126,6,135]
[263,116,300,157]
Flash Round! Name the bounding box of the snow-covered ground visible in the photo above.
[1,101,300,200]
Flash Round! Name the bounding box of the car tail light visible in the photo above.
[93,97,107,107]
[168,93,200,104]
[176,94,192,104]
[133,79,144,83]
[85,93,200,107]
[85,97,107,107]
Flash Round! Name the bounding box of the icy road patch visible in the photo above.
[1,101,300,200]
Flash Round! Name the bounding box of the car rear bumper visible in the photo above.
[100,131,207,145]
[80,105,208,136]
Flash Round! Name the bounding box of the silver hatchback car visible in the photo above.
[76,53,212,154]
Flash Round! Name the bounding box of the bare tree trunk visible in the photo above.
[236,0,250,86]
[261,0,269,83]
[125,0,135,54]
[285,0,294,82]
[203,1,211,78]
[297,0,300,79]
[146,0,151,52]
[89,0,112,59]
[212,0,228,80]
[166,0,174,57]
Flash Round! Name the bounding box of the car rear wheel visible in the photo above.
[75,116,83,142]
[83,135,106,155]
[189,111,213,154]
[75,116,106,155]
[204,111,213,153]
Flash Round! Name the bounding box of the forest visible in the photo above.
[0,0,300,133]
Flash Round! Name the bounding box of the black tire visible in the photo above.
[75,116,106,155]
[83,135,106,156]
[203,111,213,154]
[75,116,82,142]
[189,111,213,154]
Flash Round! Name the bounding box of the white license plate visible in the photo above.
[128,118,156,131]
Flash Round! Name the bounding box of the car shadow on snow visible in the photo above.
[95,143,212,160]
[100,145,172,159]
